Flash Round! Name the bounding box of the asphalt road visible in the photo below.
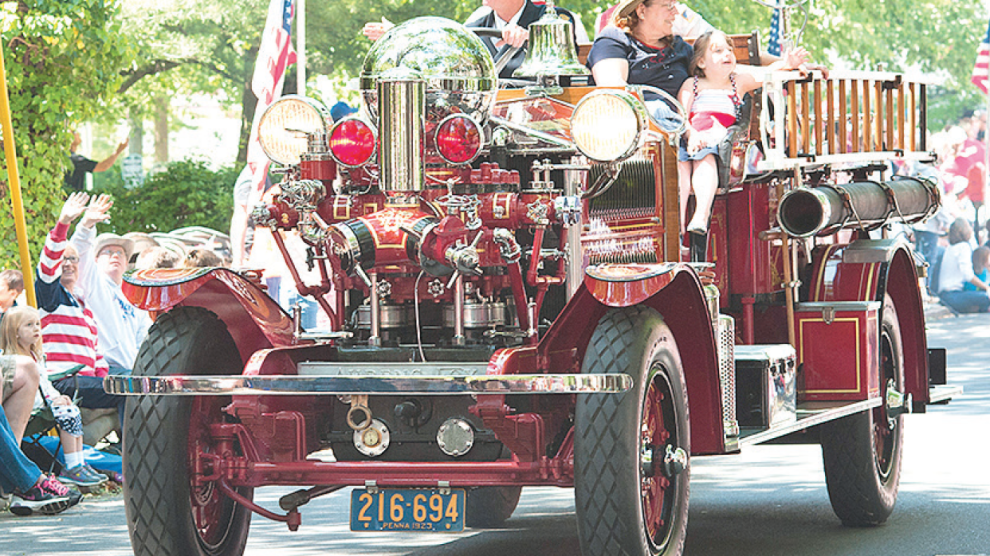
[2,311,988,556]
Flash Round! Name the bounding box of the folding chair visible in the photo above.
[19,364,86,475]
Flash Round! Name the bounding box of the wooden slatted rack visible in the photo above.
[758,70,931,171]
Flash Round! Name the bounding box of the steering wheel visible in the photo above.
[466,26,528,86]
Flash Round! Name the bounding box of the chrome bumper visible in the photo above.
[104,373,633,396]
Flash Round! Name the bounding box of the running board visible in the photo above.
[927,384,962,405]
[738,398,882,447]
[103,374,633,396]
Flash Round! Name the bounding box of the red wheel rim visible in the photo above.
[641,364,679,551]
[188,396,236,547]
[872,328,898,480]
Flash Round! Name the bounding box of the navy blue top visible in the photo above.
[587,26,693,99]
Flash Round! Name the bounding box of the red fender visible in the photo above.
[123,268,298,364]
[807,239,930,404]
[522,264,726,455]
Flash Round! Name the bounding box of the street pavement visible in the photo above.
[1,300,987,556]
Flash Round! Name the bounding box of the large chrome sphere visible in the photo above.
[359,17,497,127]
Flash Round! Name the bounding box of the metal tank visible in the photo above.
[359,17,498,128]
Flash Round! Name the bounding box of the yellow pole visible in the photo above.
[0,42,36,307]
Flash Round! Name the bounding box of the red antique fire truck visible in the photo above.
[107,11,959,556]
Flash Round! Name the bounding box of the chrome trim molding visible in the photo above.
[104,373,633,396]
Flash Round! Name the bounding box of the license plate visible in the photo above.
[350,488,466,532]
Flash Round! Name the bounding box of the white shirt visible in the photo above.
[71,225,151,370]
[938,241,977,293]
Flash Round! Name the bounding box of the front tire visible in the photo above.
[820,295,905,526]
[575,307,690,556]
[123,306,253,556]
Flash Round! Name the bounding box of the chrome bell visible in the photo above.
[512,0,589,79]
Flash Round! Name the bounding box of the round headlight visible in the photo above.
[570,90,647,162]
[258,95,332,166]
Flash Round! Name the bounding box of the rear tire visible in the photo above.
[575,307,690,556]
[820,295,905,526]
[123,307,253,556]
[465,486,522,527]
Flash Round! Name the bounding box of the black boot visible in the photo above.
[689,231,708,262]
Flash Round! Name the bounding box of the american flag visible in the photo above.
[768,5,782,57]
[246,0,297,205]
[972,19,990,95]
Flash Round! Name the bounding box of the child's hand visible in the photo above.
[80,194,113,229]
[59,192,90,225]
[52,395,72,406]
[687,133,707,155]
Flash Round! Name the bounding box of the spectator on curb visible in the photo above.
[64,131,129,192]
[0,353,40,444]
[0,392,81,516]
[36,192,127,428]
[937,218,990,314]
[183,249,223,268]
[0,268,23,317]
[963,246,990,293]
[69,194,151,373]
[0,306,107,488]
[133,246,180,271]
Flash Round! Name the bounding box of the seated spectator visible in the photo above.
[1,353,40,443]
[0,268,23,318]
[70,194,151,374]
[963,246,990,292]
[184,248,223,268]
[133,245,181,270]
[937,218,990,313]
[0,306,106,487]
[36,193,127,433]
[0,390,81,516]
[123,232,160,269]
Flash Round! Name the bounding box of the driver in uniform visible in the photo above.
[362,0,587,79]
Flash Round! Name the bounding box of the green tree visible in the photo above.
[93,159,236,234]
[0,0,133,270]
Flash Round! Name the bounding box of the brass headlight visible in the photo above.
[570,90,648,162]
[258,95,331,166]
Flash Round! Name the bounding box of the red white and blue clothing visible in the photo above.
[36,222,127,420]
[679,74,743,162]
[36,222,109,378]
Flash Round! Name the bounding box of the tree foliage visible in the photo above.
[92,159,236,234]
[0,0,133,271]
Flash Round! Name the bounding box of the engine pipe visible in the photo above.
[270,230,339,330]
[776,176,939,238]
[378,68,425,192]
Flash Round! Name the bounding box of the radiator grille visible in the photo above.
[588,158,656,220]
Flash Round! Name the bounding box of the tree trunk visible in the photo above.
[236,45,260,164]
[154,95,169,164]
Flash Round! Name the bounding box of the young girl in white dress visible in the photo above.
[676,30,809,239]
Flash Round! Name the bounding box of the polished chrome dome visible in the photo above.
[359,17,497,127]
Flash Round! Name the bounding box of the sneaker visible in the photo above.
[10,476,81,516]
[59,465,105,488]
[81,464,109,485]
